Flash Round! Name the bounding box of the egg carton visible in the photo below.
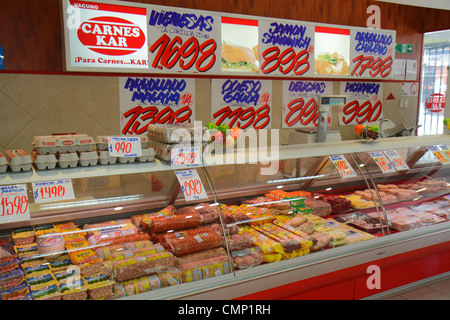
[78,151,99,167]
[147,123,201,144]
[57,152,79,169]
[5,150,32,172]
[32,134,95,154]
[148,139,193,162]
[95,135,149,151]
[136,147,156,163]
[98,150,117,165]
[31,150,57,170]
[0,152,7,173]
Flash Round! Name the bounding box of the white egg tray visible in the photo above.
[95,135,149,151]
[98,150,117,165]
[57,152,79,169]
[5,150,32,172]
[31,150,57,170]
[32,134,95,154]
[0,152,8,173]
[148,139,193,162]
[137,147,156,162]
[78,151,99,167]
[147,123,201,144]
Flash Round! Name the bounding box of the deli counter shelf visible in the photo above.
[0,135,449,300]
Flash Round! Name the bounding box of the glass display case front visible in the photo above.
[0,135,448,300]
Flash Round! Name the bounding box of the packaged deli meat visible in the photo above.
[102,251,177,282]
[83,272,115,299]
[164,231,222,257]
[232,247,263,269]
[153,226,214,246]
[175,247,228,268]
[147,212,204,234]
[225,233,254,251]
[114,271,182,298]
[179,255,231,282]
[95,241,165,261]
[133,205,177,228]
[95,233,151,247]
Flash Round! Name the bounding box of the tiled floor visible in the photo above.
[373,276,450,300]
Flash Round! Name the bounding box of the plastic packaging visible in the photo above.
[33,134,95,154]
[78,151,99,167]
[31,150,57,170]
[57,152,79,168]
[5,150,32,172]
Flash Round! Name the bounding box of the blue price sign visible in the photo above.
[0,47,4,70]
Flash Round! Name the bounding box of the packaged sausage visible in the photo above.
[147,212,204,234]
[153,226,214,246]
[136,205,177,230]
[175,247,227,268]
[59,278,88,300]
[179,255,231,282]
[83,272,115,299]
[164,231,222,257]
[95,232,151,246]
[95,242,165,261]
[232,247,263,269]
[87,227,140,246]
[238,226,284,255]
[68,249,103,276]
[225,233,254,251]
[256,223,313,251]
[12,227,35,246]
[30,282,61,300]
[102,251,177,282]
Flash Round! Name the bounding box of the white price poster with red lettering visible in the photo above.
[119,77,195,135]
[175,169,208,201]
[147,6,221,74]
[329,155,357,178]
[0,185,30,224]
[282,80,332,128]
[339,81,383,125]
[350,28,395,79]
[211,79,272,129]
[64,0,149,71]
[32,180,76,204]
[259,20,315,77]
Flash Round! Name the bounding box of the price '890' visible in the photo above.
[183,179,203,197]
[1,196,29,216]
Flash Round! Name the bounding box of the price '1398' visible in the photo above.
[149,34,217,72]
[1,196,29,216]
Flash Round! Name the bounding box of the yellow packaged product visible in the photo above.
[258,223,313,250]
[239,226,284,255]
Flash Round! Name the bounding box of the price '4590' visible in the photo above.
[1,195,29,216]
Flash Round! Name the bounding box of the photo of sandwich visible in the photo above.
[315,51,349,75]
[314,26,350,76]
[222,42,259,72]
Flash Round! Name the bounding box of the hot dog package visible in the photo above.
[179,255,231,282]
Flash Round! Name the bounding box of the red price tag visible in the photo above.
[0,185,30,224]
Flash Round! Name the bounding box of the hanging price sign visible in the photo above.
[171,146,202,168]
[175,169,208,201]
[0,184,30,224]
[329,155,357,178]
[438,145,450,162]
[383,150,409,171]
[32,180,75,203]
[368,151,395,173]
[427,146,450,164]
[108,137,142,157]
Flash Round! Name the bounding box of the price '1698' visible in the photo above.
[149,34,217,72]
[1,195,29,216]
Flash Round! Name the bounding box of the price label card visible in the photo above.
[108,137,142,157]
[171,146,202,168]
[438,145,450,163]
[32,180,75,203]
[383,150,409,171]
[428,146,450,164]
[0,184,30,224]
[368,151,396,173]
[329,155,357,178]
[175,169,208,201]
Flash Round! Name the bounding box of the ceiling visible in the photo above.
[376,0,450,11]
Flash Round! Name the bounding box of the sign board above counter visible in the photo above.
[61,0,396,79]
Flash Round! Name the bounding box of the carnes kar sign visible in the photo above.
[78,16,146,56]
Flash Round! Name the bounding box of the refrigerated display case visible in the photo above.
[0,134,449,300]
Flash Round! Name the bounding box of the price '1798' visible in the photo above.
[149,34,217,72]
[1,196,29,216]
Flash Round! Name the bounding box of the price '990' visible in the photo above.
[1,196,29,216]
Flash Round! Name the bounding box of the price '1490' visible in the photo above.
[39,185,65,200]
[149,34,217,72]
[1,196,29,216]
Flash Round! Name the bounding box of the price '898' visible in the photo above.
[1,195,29,216]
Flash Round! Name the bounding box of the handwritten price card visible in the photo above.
[0,185,30,224]
[368,151,395,173]
[438,145,450,162]
[428,146,450,164]
[108,136,142,157]
[383,150,409,171]
[147,6,221,74]
[175,169,208,201]
[282,80,332,128]
[211,79,272,129]
[32,180,75,204]
[329,155,357,178]
[171,145,202,167]
[350,28,395,79]
[339,81,383,125]
[119,77,195,135]
[259,20,314,77]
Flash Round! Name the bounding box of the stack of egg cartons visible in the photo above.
[0,150,33,172]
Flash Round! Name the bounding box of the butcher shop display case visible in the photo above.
[0,134,449,300]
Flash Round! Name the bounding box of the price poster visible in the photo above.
[282,80,332,128]
[259,20,314,76]
[108,136,142,157]
[350,28,395,78]
[383,150,409,171]
[119,77,195,135]
[339,81,383,125]
[147,5,221,74]
[368,151,395,173]
[0,184,30,224]
[32,180,76,204]
[329,155,357,178]
[438,145,450,161]
[171,145,202,167]
[175,169,208,201]
[211,79,272,129]
[427,146,450,164]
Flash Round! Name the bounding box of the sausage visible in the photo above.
[103,251,177,282]
[137,205,177,231]
[152,226,213,246]
[176,247,227,267]
[95,233,150,246]
[179,255,230,282]
[225,233,254,251]
[164,231,222,257]
[95,241,165,261]
[149,212,203,234]
[83,219,134,236]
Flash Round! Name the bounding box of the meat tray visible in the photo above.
[335,212,388,234]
